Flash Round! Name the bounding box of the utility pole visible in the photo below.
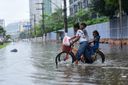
[119,0,122,48]
[42,3,45,37]
[30,18,33,38]
[27,22,30,39]
[63,0,68,35]
[33,14,37,37]
[36,2,45,39]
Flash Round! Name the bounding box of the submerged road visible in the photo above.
[0,41,128,85]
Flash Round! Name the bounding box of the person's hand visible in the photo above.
[69,40,73,45]
[88,41,92,44]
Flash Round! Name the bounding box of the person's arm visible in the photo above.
[69,36,76,40]
[70,30,81,44]
[89,36,100,43]
[69,36,80,45]
[73,36,80,42]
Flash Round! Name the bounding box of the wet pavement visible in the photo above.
[0,41,128,85]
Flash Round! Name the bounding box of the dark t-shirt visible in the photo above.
[94,35,100,48]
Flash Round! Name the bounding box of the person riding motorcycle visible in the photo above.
[90,30,100,56]
[70,23,89,64]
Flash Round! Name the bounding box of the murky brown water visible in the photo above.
[0,41,128,85]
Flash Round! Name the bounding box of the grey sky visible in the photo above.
[0,0,29,26]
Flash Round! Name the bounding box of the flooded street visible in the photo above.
[0,41,128,85]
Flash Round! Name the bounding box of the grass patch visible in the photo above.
[0,43,10,49]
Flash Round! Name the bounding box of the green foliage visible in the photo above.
[35,25,42,37]
[122,0,128,15]
[42,8,64,33]
[0,26,5,34]
[91,0,128,18]
[86,17,109,25]
[67,8,109,26]
[76,9,91,22]
[34,6,109,35]
[30,24,43,37]
[0,26,6,43]
[5,35,11,40]
[19,32,27,39]
[33,8,64,37]
[0,43,9,49]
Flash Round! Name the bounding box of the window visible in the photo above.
[74,0,77,2]
[69,0,73,4]
[83,0,88,8]
[70,7,73,15]
[78,1,82,9]
[74,5,77,13]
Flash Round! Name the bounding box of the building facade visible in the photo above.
[69,0,91,16]
[29,0,52,28]
[51,0,62,13]
[44,0,52,15]
[5,22,20,39]
[29,0,43,27]
[5,21,31,39]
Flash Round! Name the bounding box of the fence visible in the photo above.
[110,16,128,39]
[46,16,128,41]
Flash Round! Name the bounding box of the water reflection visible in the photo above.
[0,41,128,85]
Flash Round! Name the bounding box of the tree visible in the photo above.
[34,24,42,37]
[41,8,64,33]
[122,0,128,15]
[91,0,128,18]
[0,26,4,34]
[76,9,92,22]
[33,10,63,37]
[0,26,6,37]
[68,9,92,26]
[5,35,11,41]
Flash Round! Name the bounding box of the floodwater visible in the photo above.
[0,41,128,85]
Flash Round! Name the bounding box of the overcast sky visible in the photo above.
[0,0,29,26]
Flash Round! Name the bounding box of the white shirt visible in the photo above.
[76,29,88,43]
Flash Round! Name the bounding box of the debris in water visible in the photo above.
[11,49,18,52]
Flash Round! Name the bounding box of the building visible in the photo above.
[5,22,20,39]
[29,0,42,26]
[69,0,91,16]
[29,0,52,27]
[5,21,30,39]
[0,19,5,28]
[44,0,52,15]
[51,0,62,13]
[19,21,31,32]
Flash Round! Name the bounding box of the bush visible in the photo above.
[86,17,109,25]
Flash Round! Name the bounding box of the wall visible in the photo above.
[47,22,110,41]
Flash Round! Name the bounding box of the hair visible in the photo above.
[80,22,87,27]
[73,23,79,29]
[93,30,99,36]
[73,23,79,34]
